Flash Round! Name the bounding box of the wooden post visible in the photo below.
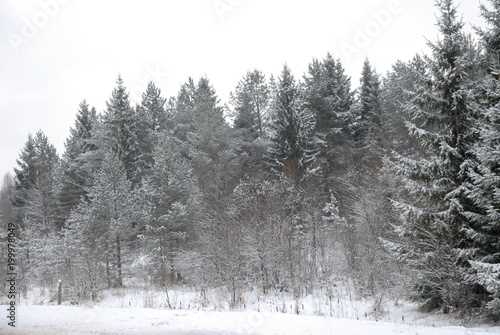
[57,280,62,305]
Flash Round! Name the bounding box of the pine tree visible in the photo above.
[391,0,483,312]
[230,69,272,179]
[101,76,141,185]
[268,65,316,182]
[59,100,98,223]
[136,82,168,173]
[231,69,270,138]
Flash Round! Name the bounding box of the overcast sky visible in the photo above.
[0,0,485,182]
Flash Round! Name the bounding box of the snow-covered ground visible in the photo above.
[2,305,500,335]
[1,285,499,335]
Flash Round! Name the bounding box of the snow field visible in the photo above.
[2,305,500,335]
[1,283,499,334]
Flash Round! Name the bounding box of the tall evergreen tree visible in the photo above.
[231,69,270,138]
[59,100,98,223]
[13,131,61,286]
[476,0,500,72]
[380,57,427,156]
[353,58,383,162]
[136,82,168,173]
[171,78,197,143]
[304,54,353,138]
[230,70,271,179]
[268,65,316,182]
[303,54,354,192]
[391,0,483,312]
[13,134,37,212]
[14,130,60,231]
[192,77,229,148]
[466,88,500,316]
[464,0,500,317]
[101,76,141,185]
[190,77,240,205]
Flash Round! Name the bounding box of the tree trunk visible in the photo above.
[168,228,175,284]
[256,98,263,138]
[116,233,123,287]
[106,241,111,289]
[159,242,167,287]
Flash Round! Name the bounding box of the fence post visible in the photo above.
[57,280,62,305]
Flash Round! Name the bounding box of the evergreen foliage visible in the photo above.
[101,76,142,185]
[268,65,316,181]
[391,0,485,312]
[59,100,98,223]
[231,69,270,138]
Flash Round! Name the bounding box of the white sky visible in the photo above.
[0,0,485,181]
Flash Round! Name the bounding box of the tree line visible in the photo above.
[1,0,500,319]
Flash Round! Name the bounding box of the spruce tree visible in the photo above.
[391,0,483,312]
[304,53,353,137]
[268,65,316,182]
[59,100,98,222]
[136,82,168,173]
[466,90,500,316]
[476,0,500,72]
[353,58,383,163]
[12,134,37,211]
[13,131,61,286]
[14,130,60,231]
[192,77,229,148]
[102,76,141,185]
[464,0,500,317]
[303,54,354,192]
[171,78,197,143]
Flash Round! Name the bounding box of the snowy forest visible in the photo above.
[1,0,500,321]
